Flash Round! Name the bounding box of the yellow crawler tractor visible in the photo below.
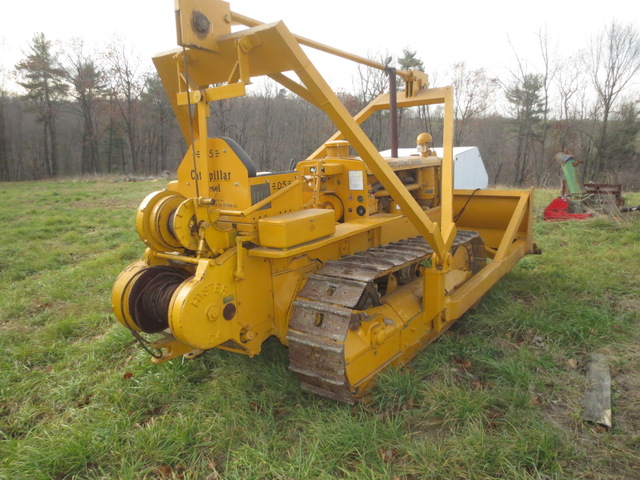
[112,0,537,403]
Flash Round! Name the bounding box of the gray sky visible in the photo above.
[1,0,638,91]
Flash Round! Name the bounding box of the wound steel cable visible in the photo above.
[182,46,201,199]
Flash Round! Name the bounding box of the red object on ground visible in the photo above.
[543,197,592,221]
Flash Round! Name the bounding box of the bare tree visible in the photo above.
[211,98,231,137]
[288,96,321,165]
[607,101,640,177]
[352,51,392,150]
[66,41,105,174]
[414,70,442,147]
[450,62,498,146]
[0,86,10,181]
[536,27,557,185]
[353,50,390,105]
[104,89,127,174]
[253,80,288,171]
[227,96,253,151]
[554,55,582,151]
[103,38,147,173]
[140,73,176,174]
[586,21,640,177]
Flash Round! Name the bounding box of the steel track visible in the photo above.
[287,230,483,403]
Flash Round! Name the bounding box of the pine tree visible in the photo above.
[505,73,545,185]
[397,48,424,72]
[15,33,68,177]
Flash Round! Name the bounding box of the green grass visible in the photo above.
[1,179,639,479]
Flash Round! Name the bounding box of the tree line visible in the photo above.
[0,22,638,189]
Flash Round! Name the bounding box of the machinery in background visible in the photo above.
[543,152,636,220]
[380,146,489,190]
[112,0,538,403]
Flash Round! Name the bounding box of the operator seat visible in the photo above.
[216,136,257,178]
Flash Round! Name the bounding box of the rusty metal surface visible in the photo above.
[583,183,625,207]
[318,262,381,282]
[297,276,369,308]
[287,232,481,403]
[289,300,353,342]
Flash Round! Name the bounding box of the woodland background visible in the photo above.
[0,22,638,188]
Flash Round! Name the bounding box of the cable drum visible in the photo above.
[128,266,192,333]
[136,190,186,253]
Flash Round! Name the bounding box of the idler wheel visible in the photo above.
[128,266,191,333]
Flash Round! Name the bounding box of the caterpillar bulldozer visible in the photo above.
[112,0,538,403]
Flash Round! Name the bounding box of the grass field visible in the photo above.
[1,178,639,480]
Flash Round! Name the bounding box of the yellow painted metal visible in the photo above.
[283,40,451,259]
[227,10,427,86]
[112,260,149,331]
[451,189,536,257]
[340,241,478,396]
[112,0,538,400]
[150,333,202,364]
[258,209,336,249]
[151,195,186,252]
[218,179,302,218]
[136,190,186,252]
[446,240,528,320]
[172,199,200,251]
[168,257,238,350]
[174,0,231,52]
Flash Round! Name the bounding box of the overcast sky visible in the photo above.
[1,0,638,92]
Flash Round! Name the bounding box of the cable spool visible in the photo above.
[172,199,201,251]
[127,266,192,333]
[136,190,186,252]
[150,195,185,251]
